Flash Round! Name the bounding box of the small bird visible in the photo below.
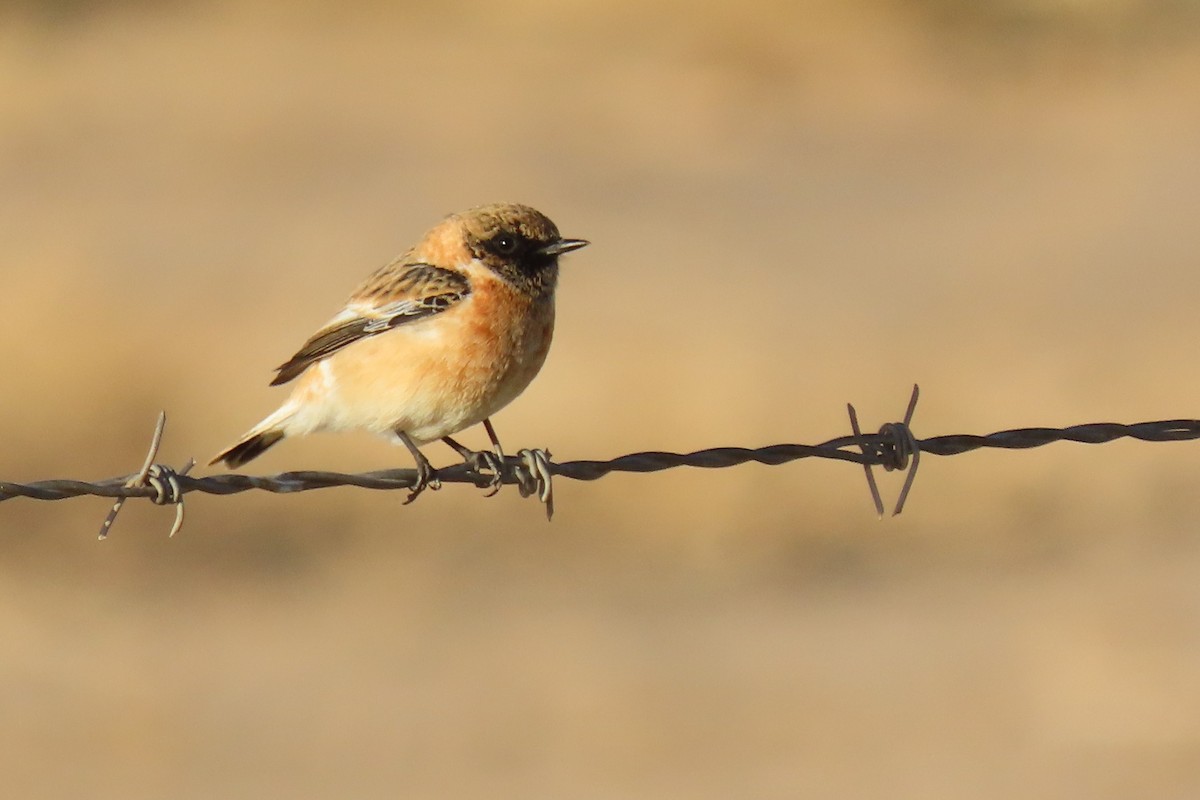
[209,203,588,502]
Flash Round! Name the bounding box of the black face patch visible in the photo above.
[473,229,559,295]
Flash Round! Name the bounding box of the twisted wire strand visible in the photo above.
[3,422,1197,501]
[0,442,876,502]
[1,389,1198,537]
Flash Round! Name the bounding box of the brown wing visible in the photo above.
[270,263,470,386]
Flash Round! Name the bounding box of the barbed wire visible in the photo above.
[2,386,1198,539]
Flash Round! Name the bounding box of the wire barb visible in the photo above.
[847,384,922,518]
[513,448,554,520]
[97,412,194,539]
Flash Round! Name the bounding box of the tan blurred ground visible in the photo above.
[2,0,1200,797]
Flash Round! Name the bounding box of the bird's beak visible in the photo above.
[538,238,589,257]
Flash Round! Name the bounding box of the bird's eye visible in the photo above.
[492,234,520,256]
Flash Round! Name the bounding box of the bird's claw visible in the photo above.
[403,461,442,504]
[467,450,505,497]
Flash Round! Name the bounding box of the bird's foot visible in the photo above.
[403,453,442,505]
[464,449,505,497]
[442,434,505,497]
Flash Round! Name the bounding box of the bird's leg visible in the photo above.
[442,420,506,497]
[482,419,505,465]
[397,431,441,504]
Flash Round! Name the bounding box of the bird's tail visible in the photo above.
[209,404,297,469]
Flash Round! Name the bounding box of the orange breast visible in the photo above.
[298,269,556,443]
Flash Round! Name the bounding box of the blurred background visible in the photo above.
[2,0,1200,796]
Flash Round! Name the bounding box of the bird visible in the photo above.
[209,203,588,503]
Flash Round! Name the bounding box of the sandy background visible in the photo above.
[2,0,1200,796]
